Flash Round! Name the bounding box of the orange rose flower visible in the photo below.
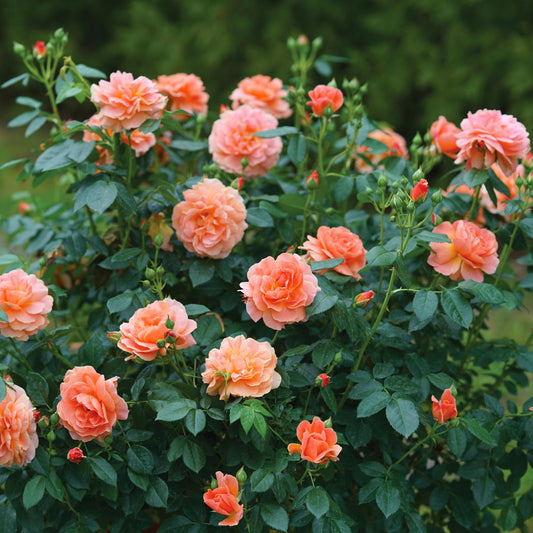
[208,106,282,178]
[203,471,244,527]
[455,109,530,176]
[91,71,167,131]
[57,366,129,442]
[202,335,281,400]
[427,220,499,282]
[307,85,344,116]
[301,226,367,280]
[172,178,247,259]
[430,116,461,159]
[155,73,209,121]
[0,381,38,467]
[354,128,408,173]
[287,416,342,464]
[230,75,292,119]
[117,299,197,361]
[121,128,156,157]
[240,253,320,330]
[432,388,458,424]
[0,269,53,341]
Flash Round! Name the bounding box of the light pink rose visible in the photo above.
[172,178,247,259]
[455,109,530,176]
[208,106,282,178]
[91,71,167,131]
[121,128,156,157]
[0,269,53,341]
[155,73,209,121]
[230,75,292,119]
[240,253,320,330]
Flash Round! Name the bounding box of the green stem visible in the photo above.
[8,339,32,370]
[45,337,74,368]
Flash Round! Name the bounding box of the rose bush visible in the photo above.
[0,29,532,532]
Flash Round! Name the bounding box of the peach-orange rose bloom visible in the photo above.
[203,471,243,527]
[57,366,129,442]
[307,85,344,116]
[427,220,499,282]
[455,109,530,176]
[432,388,458,424]
[354,128,408,173]
[230,75,292,119]
[83,115,114,165]
[301,226,367,280]
[430,116,461,159]
[121,128,156,157]
[0,269,53,341]
[240,253,320,330]
[0,381,38,467]
[202,335,281,400]
[117,299,197,361]
[208,106,282,178]
[155,73,209,121]
[172,178,247,259]
[287,416,342,464]
[91,71,167,131]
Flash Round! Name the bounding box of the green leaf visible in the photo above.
[110,248,141,263]
[306,486,330,518]
[357,391,390,418]
[88,457,117,486]
[26,372,49,405]
[306,290,338,318]
[366,246,397,267]
[427,373,454,390]
[127,445,153,475]
[155,399,196,422]
[463,168,490,188]
[106,292,134,314]
[56,85,83,104]
[472,476,495,509]
[288,133,307,165]
[278,192,307,214]
[458,280,504,304]
[182,440,205,473]
[358,478,384,504]
[167,436,187,462]
[359,461,387,477]
[25,116,47,137]
[376,482,401,518]
[447,426,467,457]
[74,180,118,214]
[250,468,274,492]
[194,314,223,347]
[334,176,355,204]
[412,291,438,322]
[139,119,161,133]
[311,258,345,271]
[240,406,255,434]
[415,230,451,243]
[184,304,210,316]
[8,109,40,128]
[35,140,94,172]
[45,470,64,501]
[30,446,50,476]
[386,397,419,438]
[261,503,289,532]
[0,159,26,173]
[498,503,517,531]
[75,64,106,78]
[312,340,337,368]
[185,409,206,436]
[246,207,274,227]
[253,412,268,438]
[23,475,46,509]
[1,72,29,88]
[0,378,5,402]
[463,418,496,446]
[127,468,149,490]
[170,139,207,151]
[441,290,473,328]
[253,126,298,138]
[145,477,168,508]
[189,261,215,287]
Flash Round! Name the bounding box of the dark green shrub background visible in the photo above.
[2,0,533,137]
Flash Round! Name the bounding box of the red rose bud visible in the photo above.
[165,330,177,343]
[33,41,46,58]
[355,290,374,308]
[18,201,32,215]
[286,245,295,253]
[431,388,458,424]
[219,104,229,115]
[431,213,437,225]
[4,375,12,382]
[298,34,309,46]
[316,373,330,387]
[237,177,244,191]
[67,447,86,463]
[107,331,121,345]
[306,170,319,189]
[33,411,40,423]
[411,178,429,201]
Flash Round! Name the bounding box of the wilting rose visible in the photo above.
[172,178,247,259]
[307,85,344,116]
[301,226,366,279]
[203,471,243,527]
[455,109,530,176]
[230,75,291,119]
[117,299,197,361]
[354,128,408,173]
[427,220,499,282]
[202,335,281,400]
[146,213,174,252]
[91,71,167,131]
[155,73,209,121]
[430,116,461,159]
[208,106,282,178]
[0,381,38,467]
[0,269,53,341]
[432,388,458,423]
[288,416,342,464]
[240,253,319,330]
[57,366,129,442]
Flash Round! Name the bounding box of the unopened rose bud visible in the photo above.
[431,191,443,205]
[165,316,175,329]
[47,431,56,443]
[316,373,330,387]
[210,477,218,490]
[400,177,409,187]
[377,175,388,189]
[165,330,177,343]
[286,245,295,253]
[297,34,308,46]
[18,201,32,215]
[33,411,40,423]
[306,170,319,189]
[156,339,166,349]
[431,213,437,225]
[325,207,336,215]
[241,157,249,172]
[156,265,165,276]
[323,417,333,429]
[236,466,247,484]
[107,331,121,345]
[38,416,49,430]
[412,133,422,147]
[312,36,323,50]
[334,351,343,364]
[237,177,244,191]
[13,42,25,56]
[355,290,375,308]
[67,447,86,463]
[154,233,164,247]
[145,268,156,281]
[33,41,46,58]
[50,413,59,426]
